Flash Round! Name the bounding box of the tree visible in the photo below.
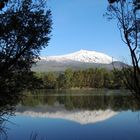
[0,0,8,10]
[43,72,57,89]
[57,73,66,89]
[106,0,140,99]
[0,0,52,93]
[108,0,118,4]
[72,70,84,88]
[64,68,73,88]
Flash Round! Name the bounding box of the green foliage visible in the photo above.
[34,68,129,90]
[0,0,52,93]
[42,72,57,89]
[57,73,66,89]
[72,70,84,88]
[64,68,74,88]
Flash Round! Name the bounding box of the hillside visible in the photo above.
[32,50,127,72]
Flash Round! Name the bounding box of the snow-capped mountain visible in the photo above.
[32,50,126,72]
[40,49,117,64]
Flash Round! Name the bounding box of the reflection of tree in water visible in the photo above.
[0,90,140,140]
[0,93,45,140]
[0,92,21,140]
[62,95,140,111]
[21,91,140,111]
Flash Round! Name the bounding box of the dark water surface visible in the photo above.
[1,89,140,140]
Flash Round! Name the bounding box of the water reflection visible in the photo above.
[16,108,118,124]
[0,90,140,140]
[0,93,21,140]
[20,90,140,111]
[14,90,140,125]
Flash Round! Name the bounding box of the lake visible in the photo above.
[1,89,140,140]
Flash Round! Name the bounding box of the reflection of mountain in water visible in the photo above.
[15,90,140,124]
[16,104,118,124]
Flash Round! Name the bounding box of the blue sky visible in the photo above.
[41,0,130,62]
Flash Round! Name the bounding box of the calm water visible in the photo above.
[1,89,140,140]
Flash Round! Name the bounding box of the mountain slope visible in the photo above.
[32,50,126,72]
[40,49,116,64]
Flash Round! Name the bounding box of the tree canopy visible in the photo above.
[36,68,126,90]
[0,0,8,10]
[0,0,52,93]
[106,0,140,99]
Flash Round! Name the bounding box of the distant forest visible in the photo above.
[26,68,131,90]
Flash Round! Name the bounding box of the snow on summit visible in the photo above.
[40,49,117,64]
